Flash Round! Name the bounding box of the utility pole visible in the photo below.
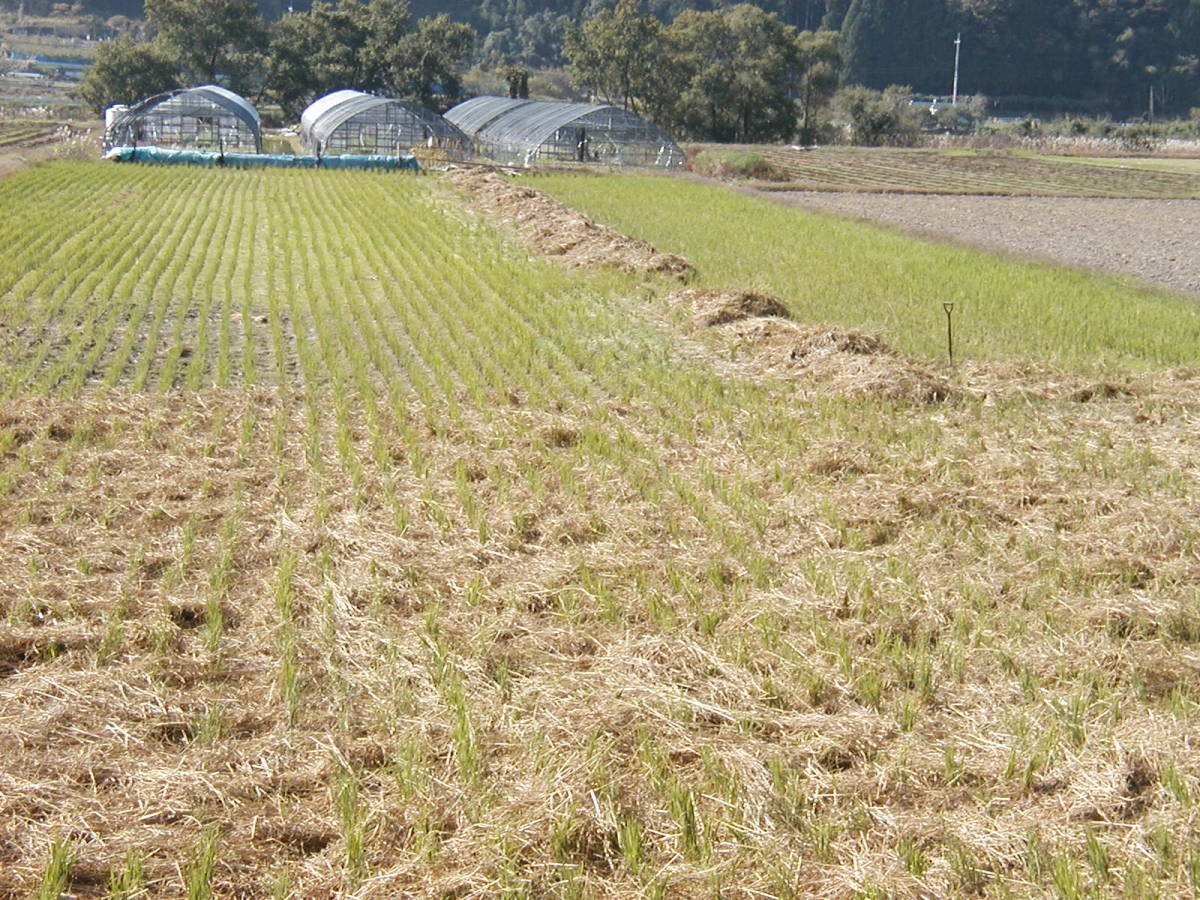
[952,33,962,105]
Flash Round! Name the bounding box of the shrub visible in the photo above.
[687,148,785,180]
[832,85,922,146]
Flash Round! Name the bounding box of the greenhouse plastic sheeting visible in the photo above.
[104,84,262,153]
[444,96,683,168]
[300,90,470,158]
[103,146,420,170]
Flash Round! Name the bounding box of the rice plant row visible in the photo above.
[0,121,63,149]
[0,163,768,568]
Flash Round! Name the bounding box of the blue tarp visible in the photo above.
[103,146,420,171]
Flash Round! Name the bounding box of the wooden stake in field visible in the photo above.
[943,301,955,368]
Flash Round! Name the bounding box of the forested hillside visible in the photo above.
[8,0,1200,118]
[416,0,1200,114]
[442,0,1193,116]
[836,0,1200,115]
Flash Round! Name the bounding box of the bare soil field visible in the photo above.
[758,190,1200,297]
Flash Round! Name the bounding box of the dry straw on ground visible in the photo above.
[444,168,695,279]
[3,175,1200,899]
[3,364,1200,897]
[666,288,955,404]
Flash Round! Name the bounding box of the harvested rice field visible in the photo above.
[2,162,1200,899]
[699,145,1200,198]
[0,121,75,151]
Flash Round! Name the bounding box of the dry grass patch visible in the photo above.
[666,287,955,404]
[668,287,792,327]
[2,368,1200,897]
[444,168,695,279]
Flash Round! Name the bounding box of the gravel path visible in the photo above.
[759,191,1200,297]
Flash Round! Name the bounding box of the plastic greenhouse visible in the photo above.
[444,96,683,168]
[104,85,261,152]
[300,90,471,158]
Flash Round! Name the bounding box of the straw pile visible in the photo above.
[667,287,955,403]
[443,168,694,279]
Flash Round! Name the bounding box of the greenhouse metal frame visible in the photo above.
[300,90,471,158]
[104,85,261,153]
[445,96,684,168]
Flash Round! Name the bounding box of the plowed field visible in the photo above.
[728,145,1200,198]
[763,190,1200,297]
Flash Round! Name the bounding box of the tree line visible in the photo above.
[565,0,839,142]
[478,0,1200,117]
[831,0,1200,117]
[74,0,838,142]
[61,0,1200,137]
[76,0,475,118]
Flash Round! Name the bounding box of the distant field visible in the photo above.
[0,119,72,150]
[693,145,1200,198]
[2,163,1200,899]
[533,173,1200,367]
[0,25,99,62]
[1042,154,1200,175]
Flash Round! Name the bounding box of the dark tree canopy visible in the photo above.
[835,0,1200,115]
[144,0,267,88]
[76,36,181,114]
[46,0,1200,124]
[263,0,412,116]
[670,4,807,141]
[262,0,475,115]
[564,0,665,113]
[840,0,953,92]
[564,2,837,141]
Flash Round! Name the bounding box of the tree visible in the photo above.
[75,35,180,114]
[79,0,143,15]
[505,66,530,98]
[795,29,840,142]
[566,2,830,142]
[357,0,418,90]
[840,0,950,91]
[821,0,852,29]
[565,0,664,112]
[263,0,406,115]
[382,13,476,109]
[263,0,473,114]
[144,0,266,87]
[947,0,1088,104]
[1079,0,1198,113]
[669,5,803,141]
[832,83,921,144]
[516,10,569,66]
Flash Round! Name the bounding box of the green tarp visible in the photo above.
[104,146,420,171]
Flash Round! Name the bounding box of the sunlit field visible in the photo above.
[1,162,1198,899]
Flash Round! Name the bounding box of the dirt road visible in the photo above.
[760,190,1200,297]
